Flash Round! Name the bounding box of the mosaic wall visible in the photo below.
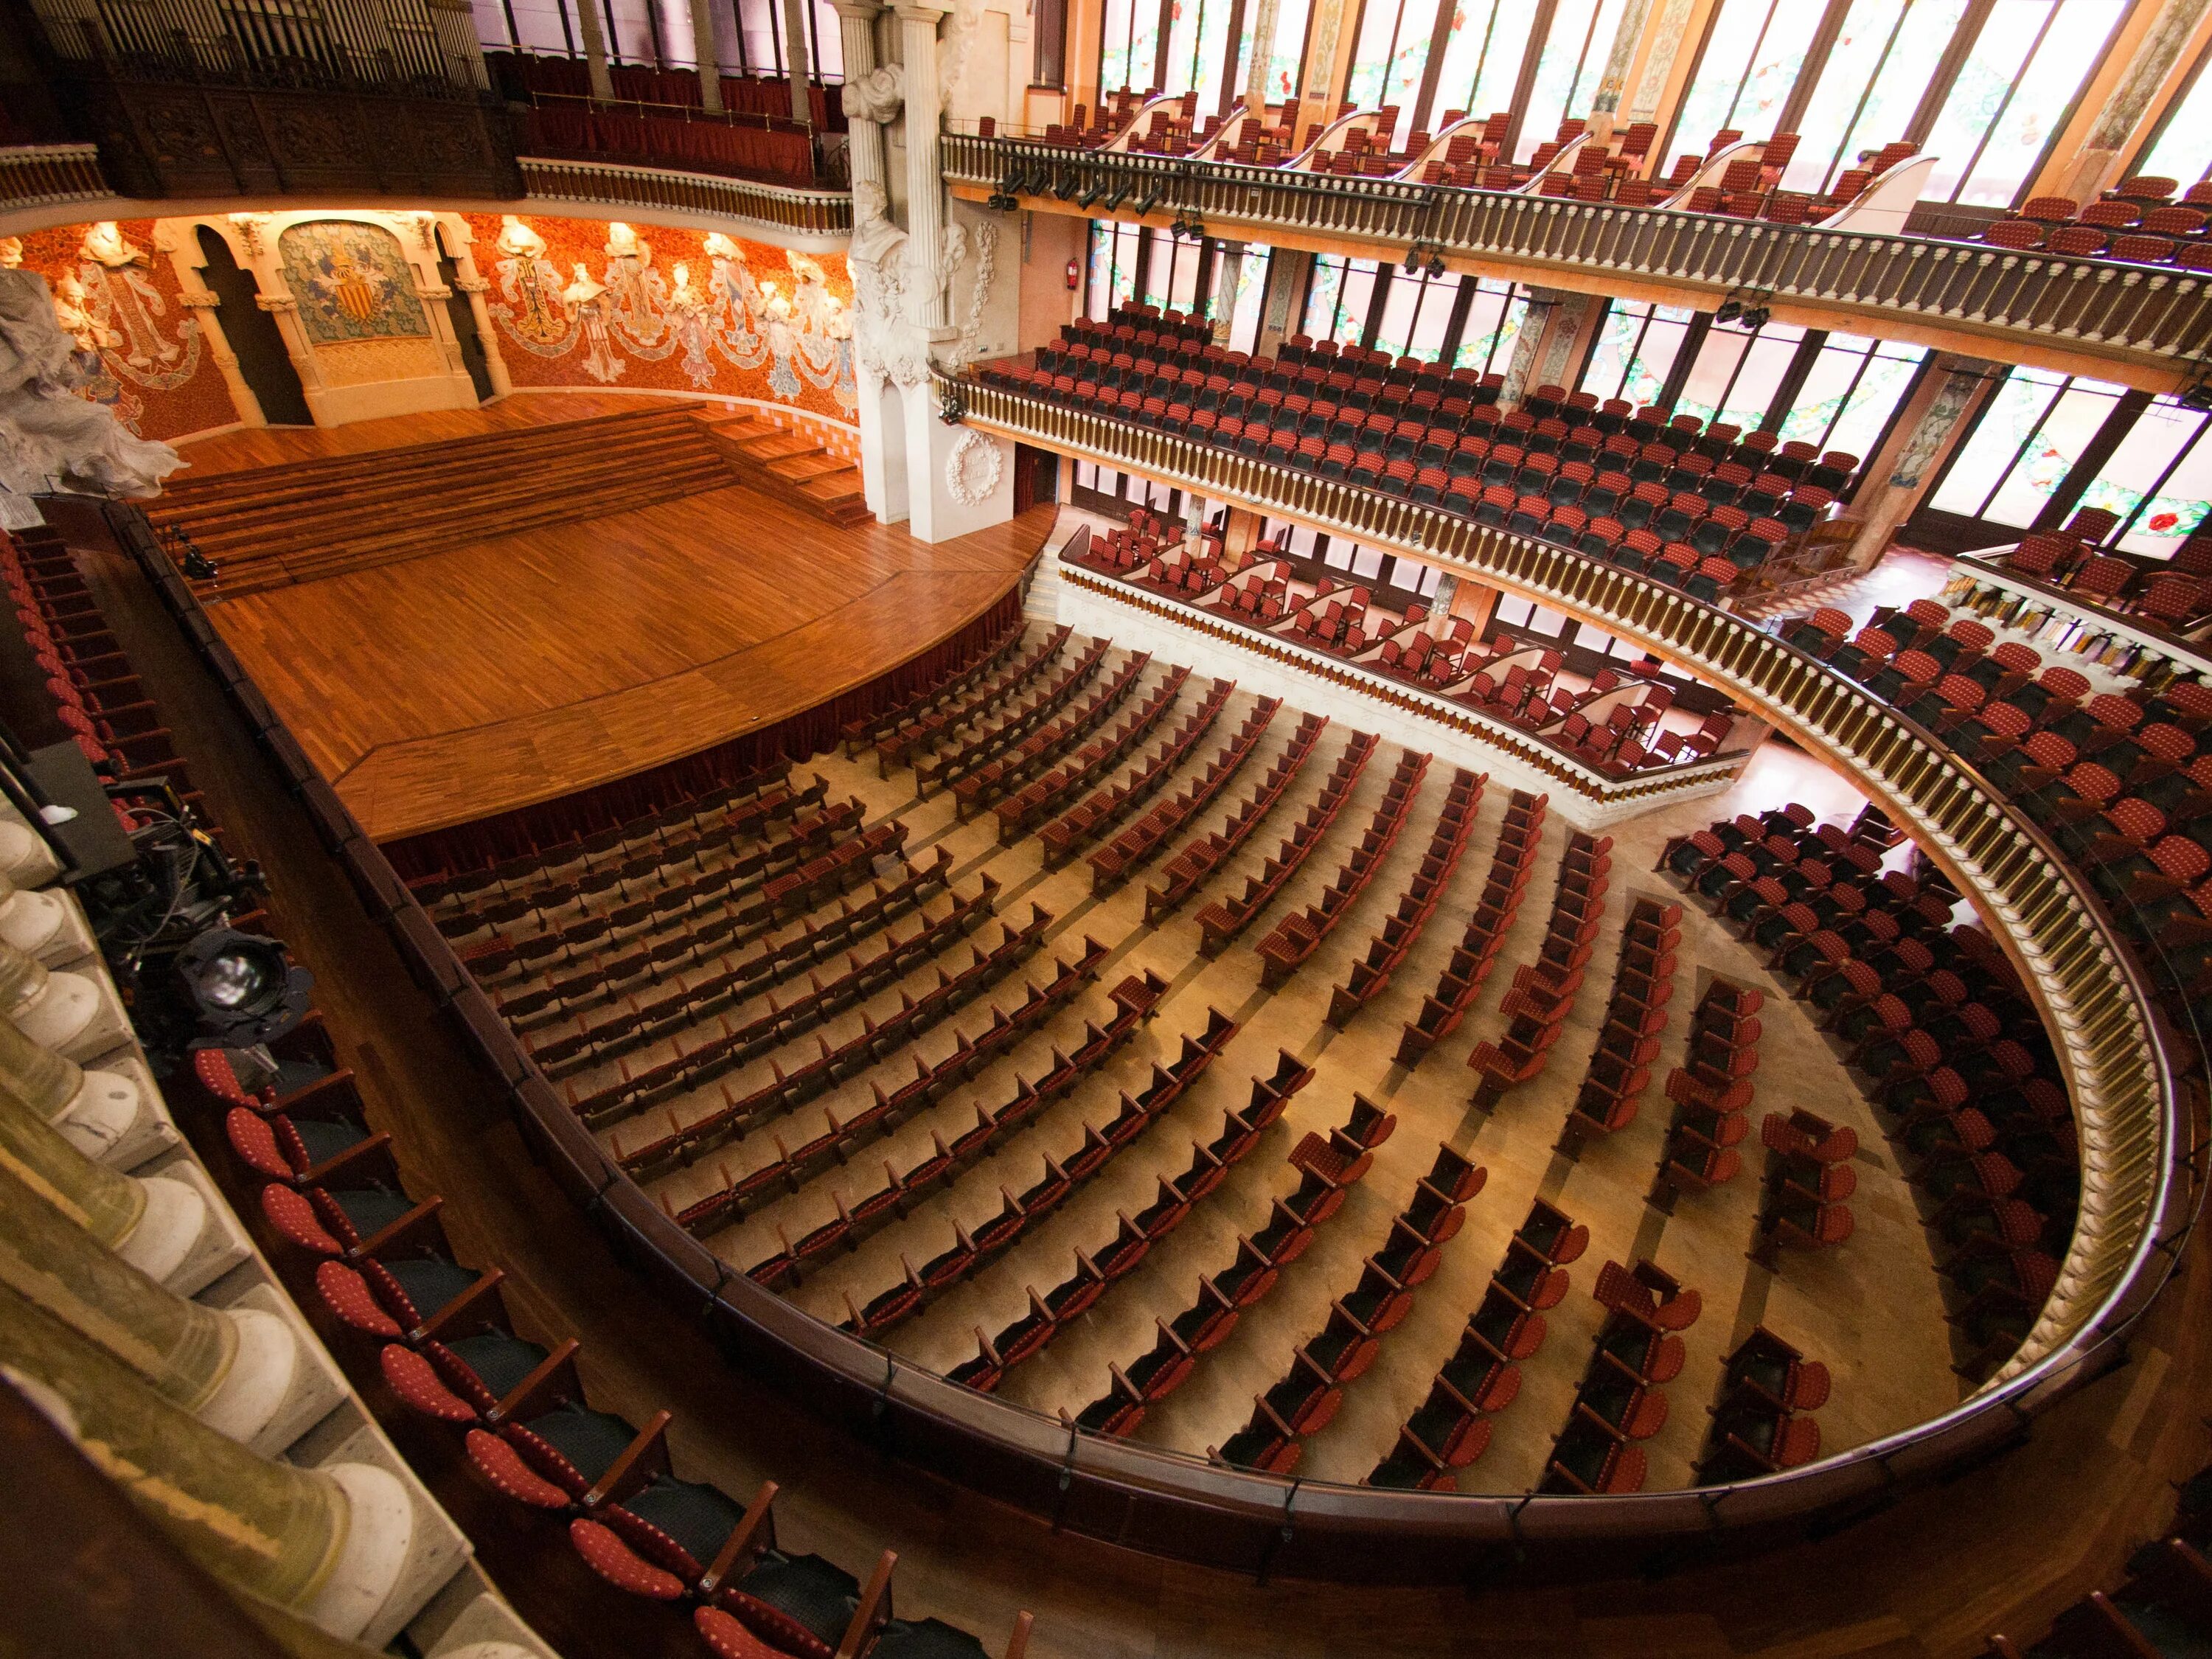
[459,213,859,423]
[1,220,240,443]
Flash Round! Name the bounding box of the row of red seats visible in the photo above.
[950,650,1152,819]
[1088,699,1295,890]
[490,841,947,1073]
[1696,1326,1831,1483]
[2000,518,2211,630]
[610,909,1060,1176]
[1138,711,1328,914]
[522,103,818,184]
[1652,978,1766,1194]
[1037,672,1242,865]
[1396,790,1548,1062]
[839,618,1027,755]
[1327,768,1484,1023]
[1363,1191,1579,1489]
[1211,1123,1474,1475]
[1554,897,1684,1155]
[994,666,1195,841]
[1068,1088,1387,1441]
[6,526,200,796]
[1754,1107,1859,1267]
[1255,748,1430,987]
[1467,829,1612,1105]
[519,865,988,1083]
[1983,176,2212,268]
[873,626,1070,772]
[757,973,1212,1327]
[914,638,1111,796]
[1195,732,1379,952]
[1539,1260,1704,1494]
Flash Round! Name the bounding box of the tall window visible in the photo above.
[1783,0,1969,193]
[1259,0,1314,102]
[1144,234,1205,311]
[1673,318,1809,431]
[1920,0,2127,206]
[1518,0,1631,153]
[1455,279,1533,376]
[1581,299,1697,406]
[1159,0,1237,111]
[2131,51,2212,187]
[1371,266,1460,360]
[1778,333,1928,459]
[1929,367,2127,527]
[1086,222,1144,319]
[1426,0,1542,142]
[1344,0,1440,135]
[1666,0,1826,167]
[2077,397,2212,556]
[1098,0,1164,93]
[1302,255,1382,346]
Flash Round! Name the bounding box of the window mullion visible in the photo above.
[1658,313,1714,411]
[1721,1,1783,134]
[2034,388,2151,532]
[1905,0,1997,146]
[1775,0,1855,137]
[1411,0,1461,136]
[1762,327,1829,434]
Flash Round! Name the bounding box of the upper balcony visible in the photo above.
[943,105,2212,389]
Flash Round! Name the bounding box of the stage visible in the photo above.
[175,401,1045,844]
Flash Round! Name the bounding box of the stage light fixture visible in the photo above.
[1714,299,1743,324]
[1742,306,1770,330]
[174,928,311,1048]
[2181,380,2212,413]
[1427,254,1445,278]
[1077,180,1105,209]
[1134,188,1163,218]
[1404,246,1422,273]
[1054,171,1081,201]
[1104,182,1133,212]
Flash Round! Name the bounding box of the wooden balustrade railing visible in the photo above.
[944,132,2212,379]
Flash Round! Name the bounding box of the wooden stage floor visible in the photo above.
[178,408,1043,844]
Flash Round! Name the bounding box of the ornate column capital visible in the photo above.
[894,0,947,22]
[831,0,881,17]
[254,294,298,313]
[177,291,221,310]
[452,274,490,294]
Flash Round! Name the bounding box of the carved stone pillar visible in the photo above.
[1842,355,2000,572]
[1243,0,1281,105]
[782,0,815,124]
[1585,0,1651,144]
[1211,242,1244,345]
[253,293,326,415]
[571,0,616,102]
[899,0,952,334]
[689,0,724,108]
[834,0,887,195]
[2046,0,2209,202]
[451,274,513,397]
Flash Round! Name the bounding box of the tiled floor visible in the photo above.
[598,632,1966,1495]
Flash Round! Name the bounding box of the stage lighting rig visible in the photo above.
[173,928,313,1048]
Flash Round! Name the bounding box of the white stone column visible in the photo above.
[782,0,815,123]
[1244,0,1280,104]
[573,0,616,102]
[834,0,886,193]
[900,0,951,333]
[175,291,265,428]
[252,294,332,426]
[689,0,724,108]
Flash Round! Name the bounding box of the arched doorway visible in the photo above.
[194,226,312,427]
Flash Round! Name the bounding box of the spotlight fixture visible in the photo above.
[1077,180,1105,209]
[2181,380,2212,413]
[1714,298,1744,325]
[1404,245,1423,273]
[1134,188,1163,218]
[174,928,312,1048]
[938,382,966,425]
[1741,305,1770,330]
[1427,253,1445,279]
[1103,181,1133,212]
[1054,170,1081,202]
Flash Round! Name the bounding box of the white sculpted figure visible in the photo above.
[842,63,904,125]
[0,270,181,500]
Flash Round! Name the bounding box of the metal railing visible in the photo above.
[944,133,2212,376]
[0,144,112,209]
[518,155,853,237]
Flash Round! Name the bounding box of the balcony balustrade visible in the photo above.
[943,132,2212,386]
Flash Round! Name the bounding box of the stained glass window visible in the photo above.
[1778,333,1928,459]
[1666,0,1826,167]
[1517,0,1632,155]
[1302,255,1381,345]
[1098,0,1164,94]
[1371,265,1460,361]
[1227,245,1275,353]
[2079,397,2212,557]
[1344,0,1436,136]
[2132,52,2212,188]
[1160,0,1237,110]
[1672,317,1807,432]
[1783,0,1969,193]
[1921,0,2126,206]
[1454,278,1532,376]
[1427,0,1542,147]
[1260,0,1313,102]
[1929,367,2126,526]
[1086,221,1144,320]
[1580,299,1696,406]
